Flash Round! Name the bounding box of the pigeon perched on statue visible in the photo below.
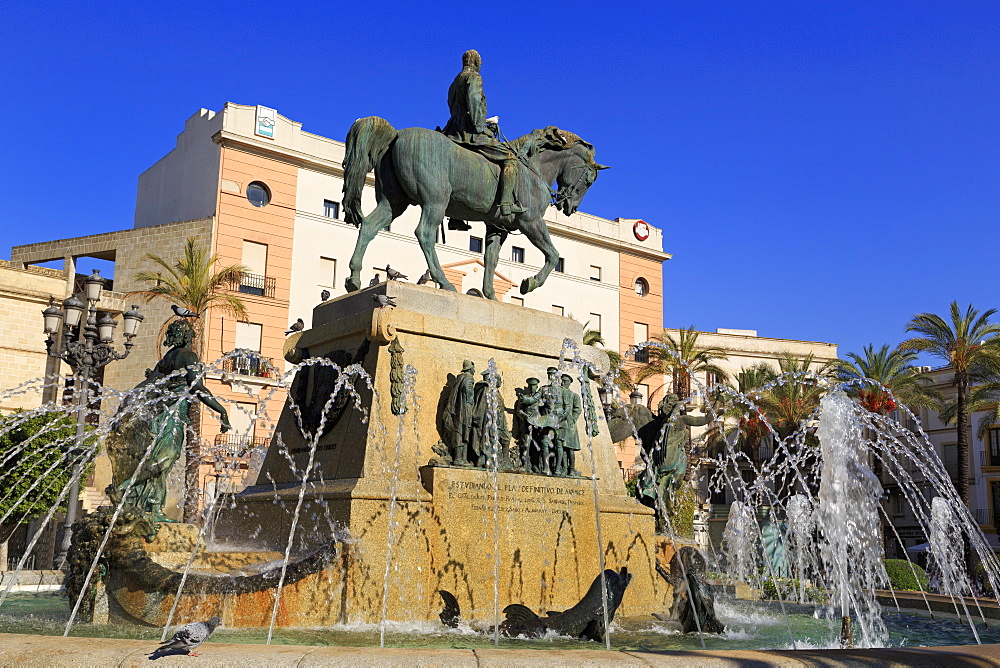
[285,318,304,335]
[171,304,199,318]
[320,289,331,302]
[369,274,381,287]
[385,265,408,281]
[373,294,397,308]
[417,269,432,285]
[150,616,221,657]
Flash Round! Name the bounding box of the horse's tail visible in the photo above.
[343,116,397,227]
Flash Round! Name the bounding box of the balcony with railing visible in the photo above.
[222,351,277,379]
[212,433,271,462]
[227,271,276,298]
[975,507,994,527]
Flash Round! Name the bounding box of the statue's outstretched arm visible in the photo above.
[684,413,715,428]
[186,365,232,432]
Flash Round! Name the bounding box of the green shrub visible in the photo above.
[668,483,698,539]
[0,410,94,519]
[760,577,828,603]
[624,475,638,497]
[883,559,929,591]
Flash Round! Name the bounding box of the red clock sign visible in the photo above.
[633,220,650,241]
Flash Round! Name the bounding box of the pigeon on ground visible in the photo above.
[369,274,381,286]
[373,293,397,308]
[171,304,199,318]
[285,318,304,335]
[320,289,331,302]
[416,269,432,285]
[151,616,221,657]
[385,265,408,281]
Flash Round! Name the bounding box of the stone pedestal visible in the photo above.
[118,284,672,626]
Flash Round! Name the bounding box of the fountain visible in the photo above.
[1,44,998,653]
[2,290,1000,655]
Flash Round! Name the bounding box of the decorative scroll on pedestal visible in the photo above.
[388,338,406,415]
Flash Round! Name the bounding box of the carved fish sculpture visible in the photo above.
[438,567,631,642]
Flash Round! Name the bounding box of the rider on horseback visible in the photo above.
[442,49,526,228]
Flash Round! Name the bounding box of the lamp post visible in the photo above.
[42,270,143,569]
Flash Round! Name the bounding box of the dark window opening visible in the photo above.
[247,182,270,207]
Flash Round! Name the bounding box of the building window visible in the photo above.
[589,313,602,334]
[319,257,336,289]
[992,481,1000,528]
[510,296,524,306]
[242,241,268,275]
[892,493,905,516]
[590,265,601,281]
[709,476,727,505]
[466,288,484,298]
[635,383,649,406]
[229,401,257,439]
[470,236,483,253]
[635,277,649,297]
[555,257,565,272]
[234,322,263,352]
[246,182,270,207]
[552,305,564,316]
[511,246,525,263]
[324,200,340,219]
[234,240,275,296]
[634,322,649,363]
[989,428,1000,466]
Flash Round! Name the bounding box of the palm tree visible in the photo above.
[583,326,636,395]
[968,368,1000,443]
[748,352,834,441]
[900,302,1000,508]
[650,326,729,400]
[750,353,836,500]
[128,237,249,522]
[836,344,939,416]
[726,362,779,460]
[130,238,249,345]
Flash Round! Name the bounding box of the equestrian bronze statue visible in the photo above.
[342,50,608,299]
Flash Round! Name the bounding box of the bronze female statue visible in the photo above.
[107,320,231,522]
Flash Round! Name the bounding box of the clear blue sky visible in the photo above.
[2,1,997,361]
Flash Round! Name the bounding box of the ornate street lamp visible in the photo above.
[42,275,141,569]
[597,385,610,410]
[629,389,644,405]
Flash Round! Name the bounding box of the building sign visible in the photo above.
[255,106,277,139]
[633,219,650,241]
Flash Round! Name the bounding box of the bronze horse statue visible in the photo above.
[342,117,608,298]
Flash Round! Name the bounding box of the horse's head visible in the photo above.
[544,129,609,216]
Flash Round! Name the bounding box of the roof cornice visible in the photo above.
[213,129,671,263]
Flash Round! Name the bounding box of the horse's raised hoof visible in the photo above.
[519,277,539,295]
[345,277,361,293]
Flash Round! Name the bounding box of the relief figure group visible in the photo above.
[437,361,591,477]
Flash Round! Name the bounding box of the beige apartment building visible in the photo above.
[908,366,1000,553]
[7,103,671,511]
[614,327,839,483]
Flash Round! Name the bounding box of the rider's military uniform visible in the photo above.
[442,50,525,226]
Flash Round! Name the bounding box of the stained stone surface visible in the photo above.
[107,284,666,627]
